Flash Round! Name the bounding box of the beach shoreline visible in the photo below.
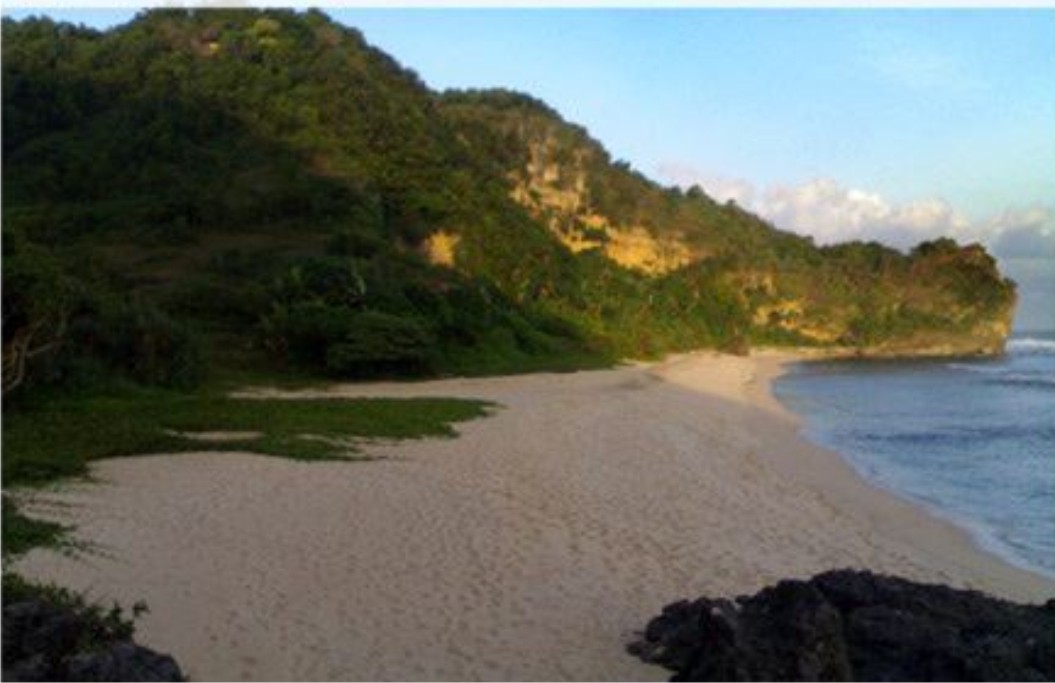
[11,351,1054,681]
[744,350,1055,593]
[768,349,1055,583]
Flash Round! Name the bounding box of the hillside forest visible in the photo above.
[3,9,1017,404]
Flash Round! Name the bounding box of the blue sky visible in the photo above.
[4,7,1054,329]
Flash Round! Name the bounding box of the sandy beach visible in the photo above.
[11,351,1055,681]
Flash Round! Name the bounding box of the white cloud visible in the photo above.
[657,163,1054,260]
[988,206,1055,260]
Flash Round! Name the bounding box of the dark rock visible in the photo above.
[3,599,183,682]
[628,569,1055,681]
[4,600,77,657]
[7,653,54,682]
[67,642,183,682]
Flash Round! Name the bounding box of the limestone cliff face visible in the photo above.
[421,230,460,267]
[508,137,695,275]
[855,302,1016,358]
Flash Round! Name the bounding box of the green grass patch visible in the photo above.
[2,495,69,559]
[2,385,493,486]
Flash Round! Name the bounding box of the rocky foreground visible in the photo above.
[3,598,183,682]
[629,569,1055,682]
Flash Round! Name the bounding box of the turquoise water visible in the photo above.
[773,334,1055,578]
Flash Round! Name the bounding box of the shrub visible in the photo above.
[261,300,356,362]
[162,276,269,326]
[325,311,435,376]
[68,297,205,388]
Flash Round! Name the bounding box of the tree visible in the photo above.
[2,231,74,395]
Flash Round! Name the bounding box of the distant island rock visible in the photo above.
[628,569,1055,681]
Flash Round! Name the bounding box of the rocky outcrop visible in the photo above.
[2,599,183,682]
[628,569,1055,681]
[507,134,698,276]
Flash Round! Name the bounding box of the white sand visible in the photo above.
[11,352,1054,681]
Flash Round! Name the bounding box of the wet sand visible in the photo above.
[12,351,1054,681]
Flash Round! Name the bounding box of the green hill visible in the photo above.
[2,9,1017,397]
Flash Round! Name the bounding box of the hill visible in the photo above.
[2,9,1017,396]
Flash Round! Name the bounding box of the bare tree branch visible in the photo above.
[2,312,69,396]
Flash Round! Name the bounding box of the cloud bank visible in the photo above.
[657,162,1055,260]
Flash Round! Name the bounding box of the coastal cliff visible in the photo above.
[2,9,1016,394]
[440,90,1017,359]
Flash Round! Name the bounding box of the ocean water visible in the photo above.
[773,334,1055,578]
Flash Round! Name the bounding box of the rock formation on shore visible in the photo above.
[3,598,183,682]
[628,569,1055,682]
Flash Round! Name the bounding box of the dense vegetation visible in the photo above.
[2,10,1016,403]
